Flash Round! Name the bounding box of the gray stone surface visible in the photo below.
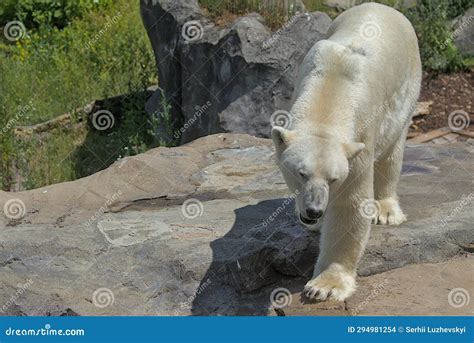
[0,134,473,315]
[140,0,332,144]
[454,7,474,56]
[283,255,474,316]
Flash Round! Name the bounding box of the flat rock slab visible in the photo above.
[281,255,473,316]
[0,134,472,315]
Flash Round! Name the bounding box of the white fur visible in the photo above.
[272,3,421,301]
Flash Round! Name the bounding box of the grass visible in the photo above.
[1,2,155,125]
[0,0,160,190]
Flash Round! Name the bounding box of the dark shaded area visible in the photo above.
[72,89,161,178]
[191,198,319,315]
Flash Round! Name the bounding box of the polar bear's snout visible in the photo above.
[306,206,323,220]
[300,182,328,221]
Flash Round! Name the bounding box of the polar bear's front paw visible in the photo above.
[374,197,407,225]
[303,268,356,301]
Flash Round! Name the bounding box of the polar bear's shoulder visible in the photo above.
[305,40,366,79]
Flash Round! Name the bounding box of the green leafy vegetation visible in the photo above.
[403,0,470,72]
[0,0,113,29]
[0,0,159,190]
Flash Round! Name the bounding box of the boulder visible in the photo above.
[140,0,332,144]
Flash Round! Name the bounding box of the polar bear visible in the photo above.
[272,3,421,301]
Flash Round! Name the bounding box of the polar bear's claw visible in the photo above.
[374,197,407,226]
[303,269,356,302]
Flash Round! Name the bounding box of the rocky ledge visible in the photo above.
[0,134,473,315]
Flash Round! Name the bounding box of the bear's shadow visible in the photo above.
[190,198,320,316]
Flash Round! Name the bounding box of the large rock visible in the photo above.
[0,134,473,315]
[453,7,474,56]
[140,0,332,144]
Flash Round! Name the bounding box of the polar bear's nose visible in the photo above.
[306,207,323,220]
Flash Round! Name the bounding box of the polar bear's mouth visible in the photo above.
[299,213,318,226]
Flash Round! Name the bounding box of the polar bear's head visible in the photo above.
[272,126,364,228]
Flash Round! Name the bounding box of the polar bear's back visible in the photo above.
[290,3,422,153]
[326,3,421,82]
[321,3,421,153]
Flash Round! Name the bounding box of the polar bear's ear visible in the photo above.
[343,142,365,159]
[272,126,293,154]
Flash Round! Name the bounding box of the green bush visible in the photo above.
[403,0,467,72]
[0,0,113,29]
[445,0,473,18]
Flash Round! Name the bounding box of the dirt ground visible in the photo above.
[411,71,473,133]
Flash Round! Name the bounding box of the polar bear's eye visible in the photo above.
[328,177,338,184]
[298,169,308,179]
